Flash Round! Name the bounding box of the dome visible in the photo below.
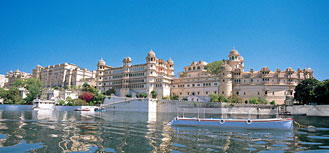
[123,57,132,63]
[167,58,174,64]
[228,47,240,57]
[98,58,106,66]
[148,49,156,57]
[15,69,20,73]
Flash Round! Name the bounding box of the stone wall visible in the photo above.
[287,105,329,116]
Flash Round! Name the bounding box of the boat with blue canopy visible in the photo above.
[170,105,293,130]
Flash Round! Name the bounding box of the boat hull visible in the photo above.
[170,118,293,130]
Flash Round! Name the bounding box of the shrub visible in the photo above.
[80,92,94,102]
[210,93,219,102]
[125,94,132,98]
[137,93,147,98]
[58,100,66,106]
[249,97,259,104]
[151,90,157,99]
[162,96,169,100]
[224,98,230,103]
[183,97,188,101]
[171,94,179,100]
[270,100,275,105]
[104,89,115,96]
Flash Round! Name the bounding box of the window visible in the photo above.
[197,92,200,95]
[265,91,268,95]
[258,92,260,95]
[188,92,190,95]
[222,91,224,94]
[244,92,246,95]
[206,91,208,95]
[236,91,239,95]
[197,66,200,70]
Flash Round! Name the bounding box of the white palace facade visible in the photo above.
[95,50,174,99]
[171,48,314,104]
[32,63,96,88]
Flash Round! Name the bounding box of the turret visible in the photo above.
[219,61,233,97]
[97,58,106,70]
[123,57,132,67]
[228,47,245,72]
[167,58,174,77]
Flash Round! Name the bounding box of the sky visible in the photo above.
[0,0,328,80]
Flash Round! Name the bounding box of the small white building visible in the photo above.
[0,74,7,88]
[41,89,79,102]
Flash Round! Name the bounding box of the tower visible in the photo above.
[167,58,174,77]
[227,47,245,72]
[146,49,157,97]
[219,61,233,97]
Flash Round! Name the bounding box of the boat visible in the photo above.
[74,108,90,111]
[170,117,293,130]
[170,106,293,130]
[94,107,107,112]
[33,99,56,110]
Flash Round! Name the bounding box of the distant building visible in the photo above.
[96,49,174,99]
[172,48,314,104]
[0,74,7,88]
[32,63,96,88]
[171,61,220,102]
[5,69,32,87]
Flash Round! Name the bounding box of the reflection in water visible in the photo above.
[0,110,328,152]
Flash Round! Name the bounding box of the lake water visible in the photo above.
[0,110,329,153]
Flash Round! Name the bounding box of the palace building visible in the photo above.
[95,49,174,99]
[171,61,220,102]
[5,69,32,87]
[171,48,314,104]
[32,63,96,88]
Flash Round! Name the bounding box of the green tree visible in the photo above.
[0,88,8,103]
[151,90,157,99]
[206,61,223,75]
[82,83,98,93]
[8,87,23,104]
[24,78,43,104]
[314,79,329,104]
[210,93,219,102]
[294,79,319,105]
